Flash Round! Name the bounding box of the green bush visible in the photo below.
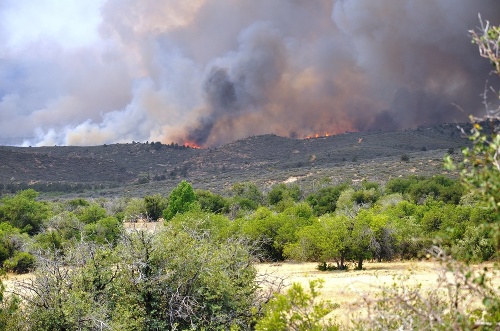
[4,251,35,274]
[256,279,340,331]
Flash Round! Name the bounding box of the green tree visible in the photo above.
[76,203,107,224]
[267,183,301,205]
[163,180,196,221]
[143,194,167,221]
[0,281,22,330]
[240,205,314,261]
[445,21,500,217]
[306,183,349,215]
[123,198,147,221]
[83,216,123,245]
[230,182,264,212]
[195,189,230,214]
[0,189,49,234]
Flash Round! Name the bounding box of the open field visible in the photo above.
[255,260,498,328]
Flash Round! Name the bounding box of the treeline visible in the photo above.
[0,175,496,330]
[0,175,495,274]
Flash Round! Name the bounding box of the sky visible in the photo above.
[0,0,499,147]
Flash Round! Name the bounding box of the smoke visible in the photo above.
[0,0,499,147]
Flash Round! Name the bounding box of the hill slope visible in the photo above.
[0,123,470,198]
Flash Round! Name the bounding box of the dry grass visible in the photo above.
[255,260,497,327]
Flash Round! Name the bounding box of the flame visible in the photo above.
[183,141,202,149]
[305,132,334,139]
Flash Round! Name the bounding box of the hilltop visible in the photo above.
[0,123,471,198]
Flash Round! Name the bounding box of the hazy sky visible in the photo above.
[0,0,499,147]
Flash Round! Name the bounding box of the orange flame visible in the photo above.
[183,141,202,149]
[305,132,334,139]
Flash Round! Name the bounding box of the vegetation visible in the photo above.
[256,279,340,331]
[0,161,495,328]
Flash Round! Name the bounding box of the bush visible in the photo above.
[144,194,167,221]
[255,279,340,331]
[4,252,35,274]
[317,262,348,271]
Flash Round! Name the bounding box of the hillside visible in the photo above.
[0,123,471,198]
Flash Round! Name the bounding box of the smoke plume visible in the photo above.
[0,0,499,147]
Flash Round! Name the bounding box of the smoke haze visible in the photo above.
[0,0,499,147]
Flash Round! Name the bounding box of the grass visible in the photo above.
[255,259,497,328]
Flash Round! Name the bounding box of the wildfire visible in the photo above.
[183,141,202,149]
[305,132,333,139]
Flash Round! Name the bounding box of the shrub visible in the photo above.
[4,252,35,274]
[255,279,340,331]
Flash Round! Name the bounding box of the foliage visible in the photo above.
[3,251,35,274]
[83,216,123,245]
[255,279,339,331]
[0,223,27,267]
[267,183,301,205]
[306,183,349,215]
[75,203,107,224]
[0,280,22,330]
[12,226,261,331]
[168,210,232,241]
[195,189,230,214]
[230,182,265,212]
[123,197,147,221]
[446,18,500,216]
[240,205,314,261]
[163,180,197,221]
[284,214,350,268]
[0,189,49,234]
[143,194,167,221]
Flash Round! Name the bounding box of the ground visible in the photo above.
[255,260,497,327]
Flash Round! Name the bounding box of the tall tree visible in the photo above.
[163,180,196,221]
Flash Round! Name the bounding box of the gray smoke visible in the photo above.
[0,0,499,147]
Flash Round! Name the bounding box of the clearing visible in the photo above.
[255,260,496,327]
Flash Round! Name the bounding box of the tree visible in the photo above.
[76,203,107,224]
[143,194,167,221]
[267,183,301,205]
[195,189,229,214]
[12,225,262,330]
[0,189,49,234]
[230,182,264,212]
[284,214,350,269]
[306,183,349,215]
[358,18,500,330]
[163,180,196,221]
[123,198,147,221]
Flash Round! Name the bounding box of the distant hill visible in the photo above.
[0,123,471,199]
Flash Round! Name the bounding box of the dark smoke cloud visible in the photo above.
[0,0,499,147]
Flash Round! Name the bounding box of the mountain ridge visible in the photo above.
[0,123,471,198]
